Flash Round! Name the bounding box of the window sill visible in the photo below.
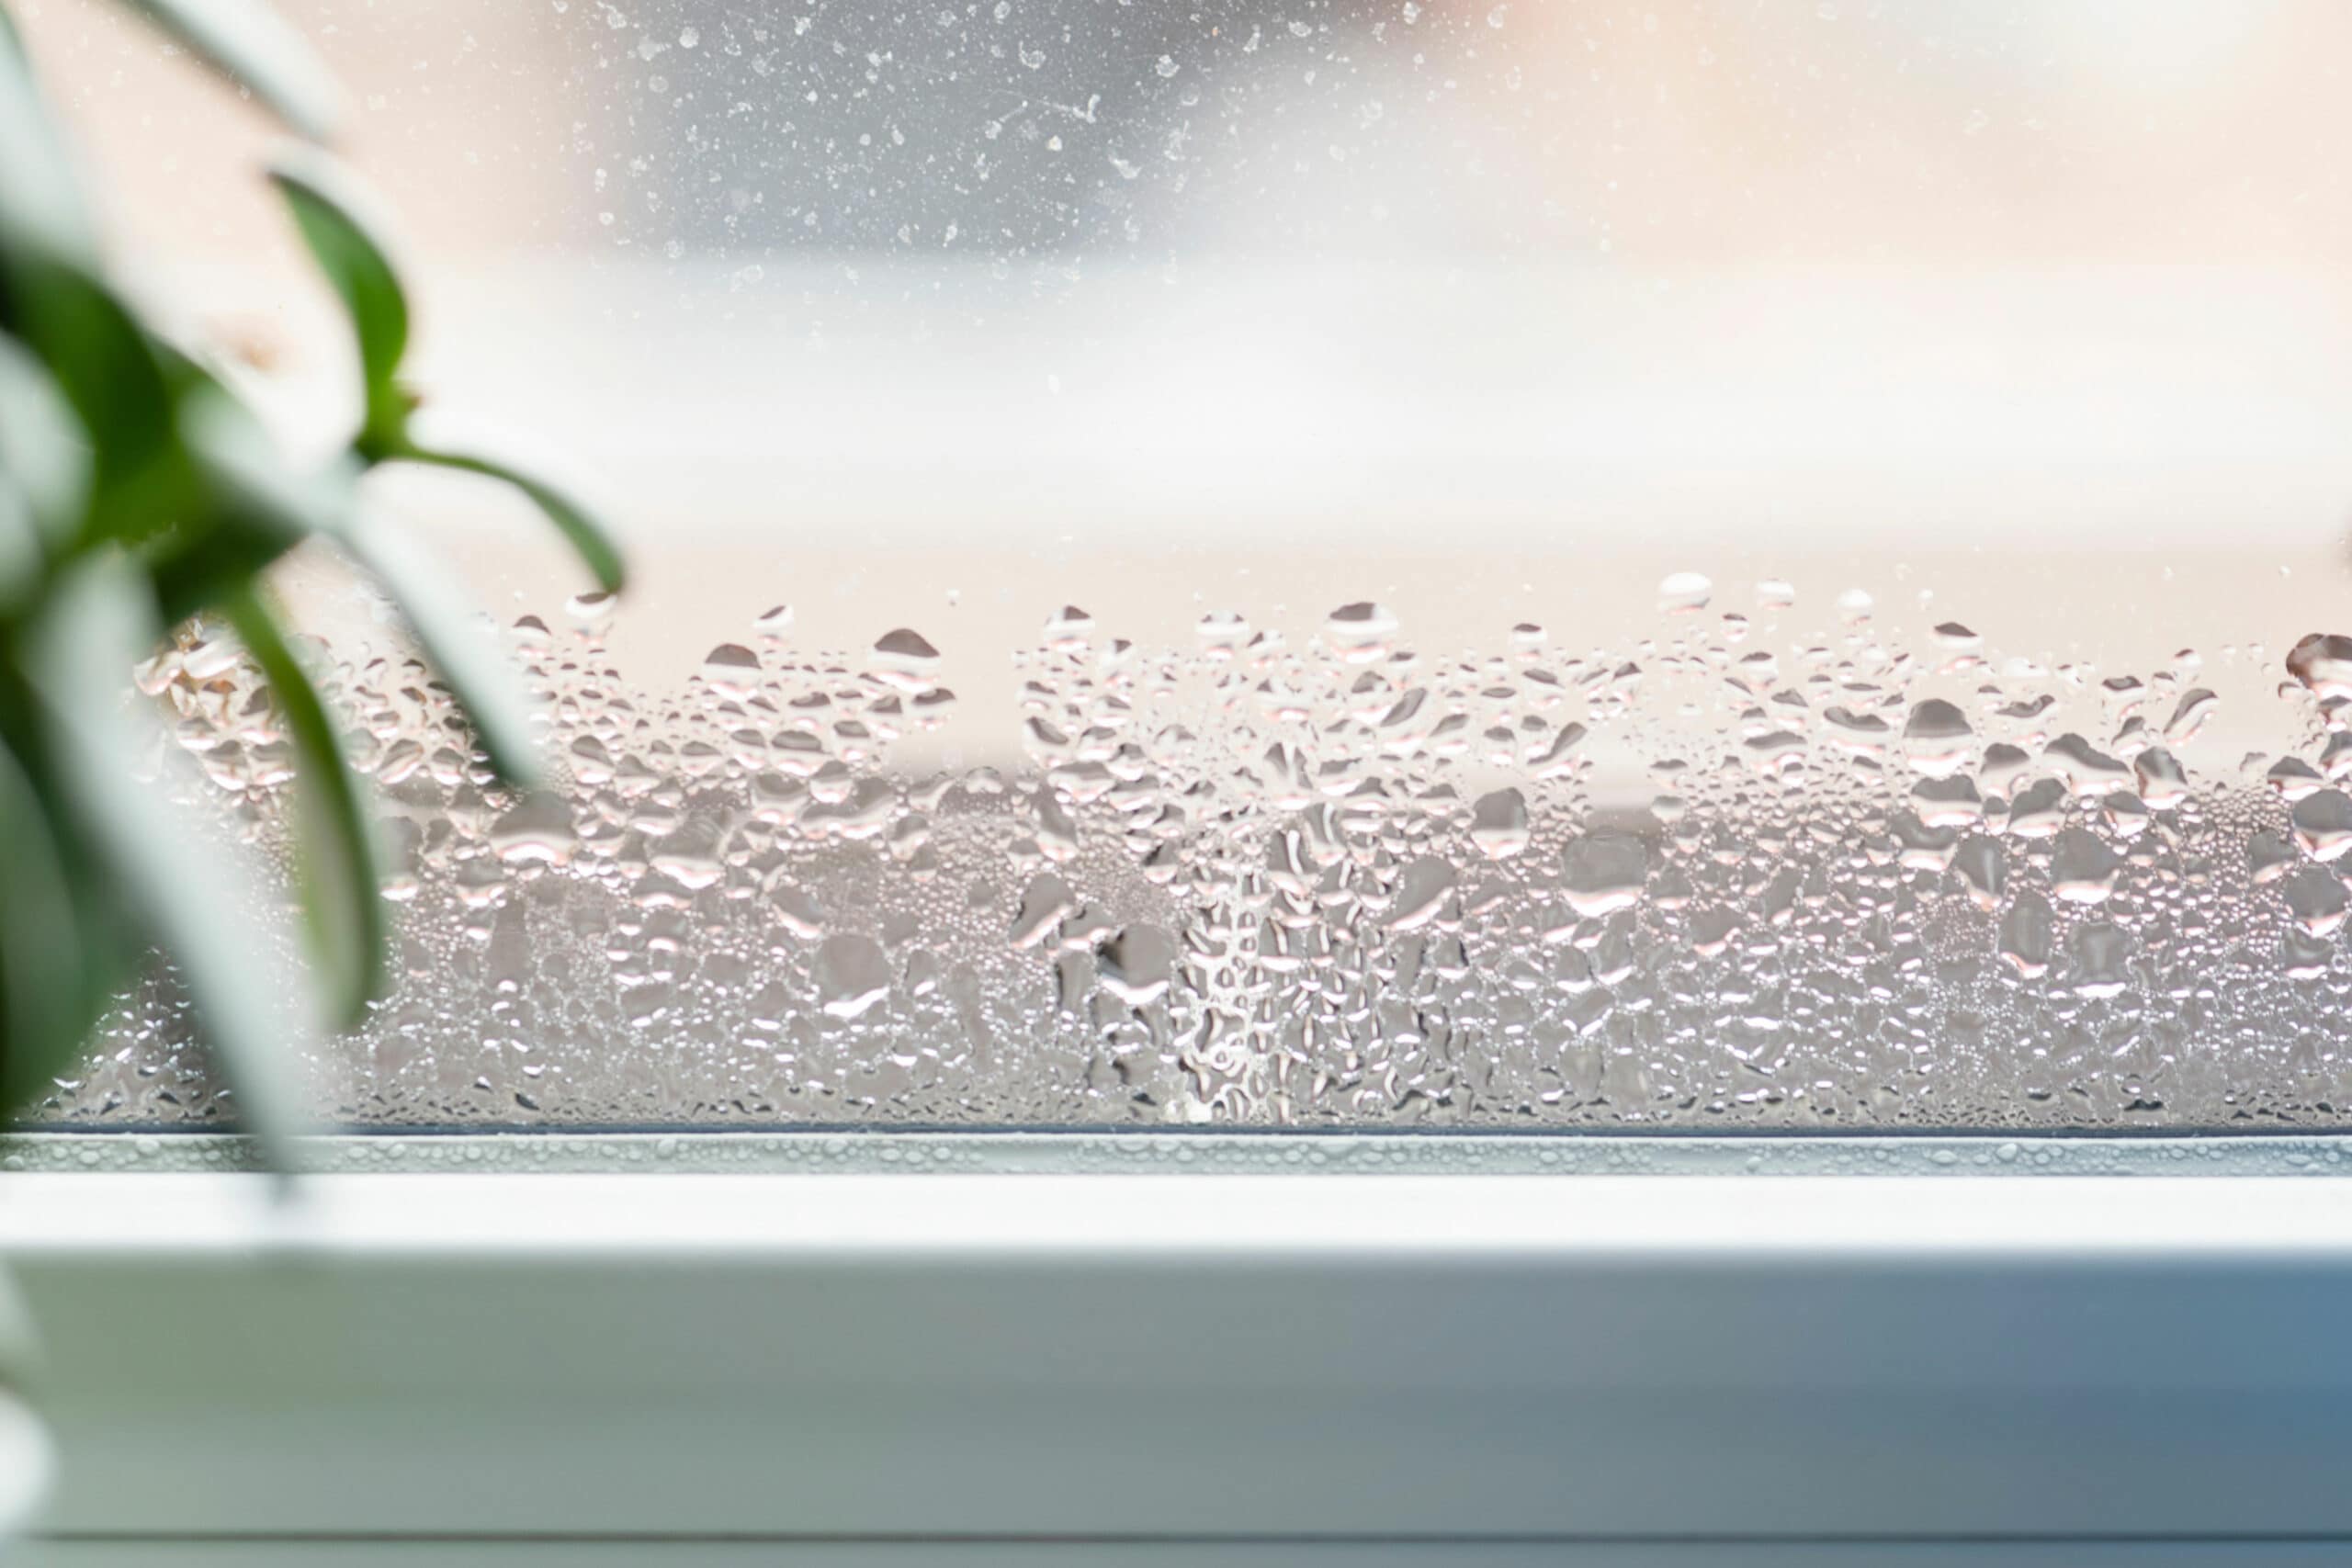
[6,1139,2352,1561]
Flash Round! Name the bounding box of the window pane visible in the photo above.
[19,0,2352,1129]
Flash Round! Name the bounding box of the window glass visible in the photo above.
[19,0,2352,1129]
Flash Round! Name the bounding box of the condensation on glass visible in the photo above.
[17,0,2352,1130]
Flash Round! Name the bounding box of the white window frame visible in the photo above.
[5,1135,2352,1562]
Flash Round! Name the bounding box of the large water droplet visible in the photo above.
[1657,571,1712,614]
[872,628,943,691]
[1904,699,1973,777]
[812,934,891,1020]
[1997,893,2055,977]
[1390,856,1456,931]
[2291,790,2352,863]
[1325,602,1400,662]
[1096,925,1175,1007]
[2288,633,2352,703]
[2050,828,2122,904]
[1561,832,1648,918]
[700,643,762,700]
[1469,787,1531,859]
[489,793,577,868]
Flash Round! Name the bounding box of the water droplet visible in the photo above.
[1997,893,2055,977]
[566,591,617,632]
[1657,571,1712,614]
[2291,790,2352,863]
[1325,602,1399,662]
[1009,873,1074,950]
[700,643,762,699]
[1903,699,1973,777]
[1469,787,1532,859]
[812,934,890,1020]
[1389,856,1456,931]
[489,794,577,868]
[1561,832,1648,918]
[1952,836,2006,909]
[2163,687,2218,745]
[2287,633,2352,703]
[2050,828,2122,904]
[1043,605,1095,649]
[1096,925,1174,1006]
[873,628,943,691]
[2283,864,2349,937]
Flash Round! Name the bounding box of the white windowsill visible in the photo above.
[6,1151,2352,1561]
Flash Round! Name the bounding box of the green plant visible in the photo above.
[0,0,625,1144]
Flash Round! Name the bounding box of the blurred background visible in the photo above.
[17,0,2352,667]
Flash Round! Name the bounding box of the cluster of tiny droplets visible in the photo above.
[34,579,2352,1132]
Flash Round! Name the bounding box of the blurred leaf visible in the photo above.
[0,491,41,612]
[220,587,383,1027]
[146,523,295,628]
[0,1,95,267]
[334,513,543,785]
[145,360,355,622]
[182,368,354,536]
[266,151,409,450]
[118,0,341,141]
[0,728,101,1111]
[3,265,188,543]
[0,333,89,550]
[401,446,627,595]
[26,558,311,1167]
[0,336,85,613]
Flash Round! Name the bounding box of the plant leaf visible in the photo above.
[401,446,627,595]
[334,513,543,786]
[144,363,356,624]
[0,333,89,550]
[26,558,311,1168]
[0,336,85,614]
[221,587,383,1028]
[266,150,409,448]
[0,728,104,1111]
[118,0,342,141]
[0,0,96,266]
[147,521,296,628]
[2,266,187,541]
[183,367,356,536]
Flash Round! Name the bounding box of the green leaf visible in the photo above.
[335,514,544,786]
[266,150,409,451]
[147,522,296,628]
[0,336,85,614]
[0,333,89,550]
[221,588,384,1029]
[145,360,357,625]
[401,446,627,595]
[26,558,311,1168]
[184,367,356,536]
[1,264,187,544]
[0,490,42,614]
[0,727,104,1111]
[118,0,342,141]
